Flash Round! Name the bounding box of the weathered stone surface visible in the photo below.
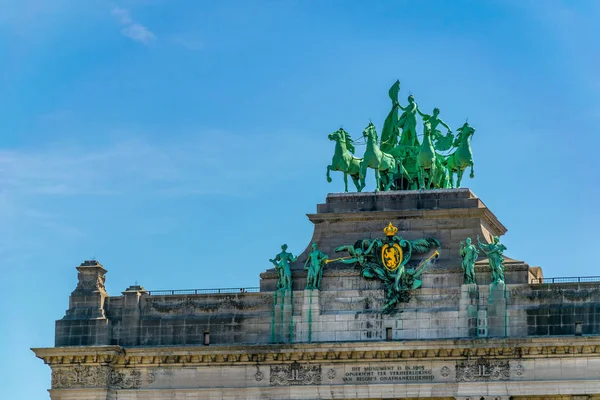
[34,189,600,399]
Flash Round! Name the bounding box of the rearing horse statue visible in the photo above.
[326,128,365,192]
[446,122,475,187]
[360,123,397,191]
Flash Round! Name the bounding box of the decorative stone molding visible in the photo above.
[109,368,155,389]
[455,359,509,382]
[269,362,322,386]
[146,295,272,313]
[33,338,600,369]
[51,365,110,388]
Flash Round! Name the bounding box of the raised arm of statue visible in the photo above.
[477,236,493,253]
[439,119,452,132]
[416,106,426,117]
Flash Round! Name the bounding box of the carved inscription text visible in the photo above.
[343,365,434,383]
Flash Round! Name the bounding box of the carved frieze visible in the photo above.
[270,362,322,386]
[455,359,509,382]
[109,368,155,389]
[51,365,110,388]
[147,295,272,313]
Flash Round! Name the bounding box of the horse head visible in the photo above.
[362,122,378,142]
[328,128,345,142]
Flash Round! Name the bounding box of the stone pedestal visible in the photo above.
[459,283,479,337]
[301,289,320,343]
[271,289,293,343]
[487,282,508,337]
[260,189,530,292]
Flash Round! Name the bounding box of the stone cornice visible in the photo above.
[32,337,600,368]
[307,207,507,237]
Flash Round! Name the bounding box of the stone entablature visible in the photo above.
[33,337,600,399]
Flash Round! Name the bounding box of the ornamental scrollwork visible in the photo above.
[269,361,322,386]
[51,365,110,389]
[455,359,509,382]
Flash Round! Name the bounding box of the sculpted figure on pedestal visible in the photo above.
[269,244,297,290]
[304,243,328,290]
[460,237,479,284]
[478,235,507,284]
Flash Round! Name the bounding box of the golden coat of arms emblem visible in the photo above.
[381,243,403,271]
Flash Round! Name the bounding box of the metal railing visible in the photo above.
[530,276,600,284]
[147,287,260,296]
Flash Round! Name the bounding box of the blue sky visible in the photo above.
[1,0,599,398]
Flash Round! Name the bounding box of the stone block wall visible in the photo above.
[510,283,600,336]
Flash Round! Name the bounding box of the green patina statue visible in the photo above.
[304,243,328,290]
[326,80,477,192]
[397,94,424,149]
[269,244,297,290]
[360,123,400,192]
[326,128,365,192]
[380,80,401,152]
[331,222,439,313]
[477,235,507,284]
[422,108,453,151]
[459,237,479,285]
[416,122,437,190]
[447,122,475,187]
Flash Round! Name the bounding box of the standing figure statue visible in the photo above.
[477,236,507,284]
[269,244,297,290]
[397,94,425,148]
[304,243,328,290]
[422,108,454,151]
[459,237,479,284]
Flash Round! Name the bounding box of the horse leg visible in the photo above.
[469,163,475,179]
[456,169,464,188]
[326,165,332,183]
[428,164,435,189]
[343,172,349,192]
[351,174,361,192]
[374,169,380,192]
[385,172,394,191]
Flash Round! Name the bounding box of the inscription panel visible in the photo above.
[342,365,434,383]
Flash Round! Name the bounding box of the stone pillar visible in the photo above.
[458,283,479,337]
[488,282,508,337]
[119,285,148,346]
[55,260,111,346]
[271,289,293,343]
[301,289,320,343]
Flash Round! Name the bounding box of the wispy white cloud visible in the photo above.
[171,35,204,51]
[111,6,155,44]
